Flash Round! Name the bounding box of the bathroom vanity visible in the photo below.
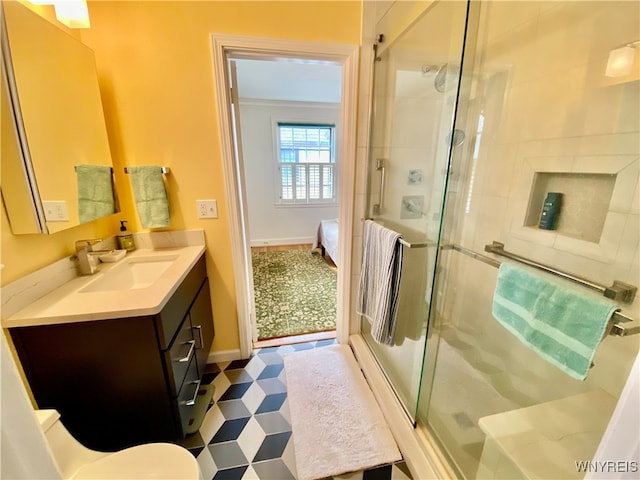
[6,246,214,451]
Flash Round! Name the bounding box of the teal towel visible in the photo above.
[492,263,619,380]
[127,166,170,228]
[76,165,115,223]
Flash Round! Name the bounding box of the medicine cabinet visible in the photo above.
[1,0,117,234]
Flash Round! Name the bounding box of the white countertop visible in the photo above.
[2,246,205,328]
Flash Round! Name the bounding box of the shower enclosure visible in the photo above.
[361,1,640,478]
[362,0,468,423]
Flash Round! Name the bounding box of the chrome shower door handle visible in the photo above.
[373,158,386,215]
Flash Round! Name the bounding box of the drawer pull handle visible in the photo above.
[192,325,204,349]
[184,379,201,406]
[177,340,195,363]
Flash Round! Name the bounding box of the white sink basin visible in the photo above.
[2,245,206,328]
[80,254,179,293]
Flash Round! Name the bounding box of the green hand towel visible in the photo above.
[76,165,115,223]
[127,166,170,228]
[492,262,619,381]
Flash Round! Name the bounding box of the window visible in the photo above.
[276,123,336,204]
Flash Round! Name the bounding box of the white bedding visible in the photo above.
[312,219,339,266]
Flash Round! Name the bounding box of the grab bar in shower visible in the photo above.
[372,159,386,215]
[441,242,639,337]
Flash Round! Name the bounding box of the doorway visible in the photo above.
[210,35,358,358]
[232,57,341,345]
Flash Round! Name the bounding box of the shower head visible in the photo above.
[434,63,460,93]
[421,64,443,75]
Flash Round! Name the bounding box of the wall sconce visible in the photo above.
[28,0,91,28]
[605,42,638,78]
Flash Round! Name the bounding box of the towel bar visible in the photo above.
[74,166,113,173]
[441,243,639,337]
[399,238,434,249]
[611,323,640,337]
[485,241,637,304]
[124,167,170,174]
[363,218,436,249]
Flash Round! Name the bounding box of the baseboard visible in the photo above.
[349,334,453,480]
[250,237,315,247]
[207,349,242,364]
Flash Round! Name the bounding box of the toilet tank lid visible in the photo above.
[35,409,60,431]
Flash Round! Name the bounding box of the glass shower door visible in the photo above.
[417,1,640,478]
[362,0,469,422]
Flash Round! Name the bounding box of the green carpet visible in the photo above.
[252,250,337,340]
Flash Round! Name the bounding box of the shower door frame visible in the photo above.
[414,0,482,427]
[353,0,477,478]
[360,0,473,424]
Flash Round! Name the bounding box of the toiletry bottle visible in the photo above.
[117,220,136,251]
[539,192,562,230]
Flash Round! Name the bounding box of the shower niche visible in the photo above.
[507,140,639,264]
[525,172,616,243]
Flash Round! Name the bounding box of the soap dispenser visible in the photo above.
[117,221,136,252]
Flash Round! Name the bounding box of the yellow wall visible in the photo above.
[1,1,361,353]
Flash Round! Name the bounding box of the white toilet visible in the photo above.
[1,333,200,479]
[35,409,201,480]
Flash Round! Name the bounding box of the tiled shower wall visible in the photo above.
[441,0,639,402]
[352,0,639,413]
[352,0,456,328]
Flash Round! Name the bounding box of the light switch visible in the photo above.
[42,201,69,221]
[196,200,218,219]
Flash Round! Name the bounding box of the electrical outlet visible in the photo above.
[196,200,218,219]
[42,201,69,221]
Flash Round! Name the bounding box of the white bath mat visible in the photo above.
[283,344,402,480]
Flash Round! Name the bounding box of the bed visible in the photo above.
[312,219,339,267]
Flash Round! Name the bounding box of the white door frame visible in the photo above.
[211,34,359,359]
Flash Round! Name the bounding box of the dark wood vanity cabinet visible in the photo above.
[10,254,214,451]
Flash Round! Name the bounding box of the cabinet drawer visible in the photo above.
[190,278,214,377]
[176,356,200,436]
[155,254,206,349]
[165,316,195,396]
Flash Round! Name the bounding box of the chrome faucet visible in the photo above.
[75,239,107,275]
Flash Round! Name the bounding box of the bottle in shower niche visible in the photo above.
[539,192,563,230]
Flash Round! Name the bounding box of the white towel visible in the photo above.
[357,220,404,345]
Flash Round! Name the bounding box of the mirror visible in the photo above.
[1,0,117,234]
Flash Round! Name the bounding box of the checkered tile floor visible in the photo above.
[188,340,412,480]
